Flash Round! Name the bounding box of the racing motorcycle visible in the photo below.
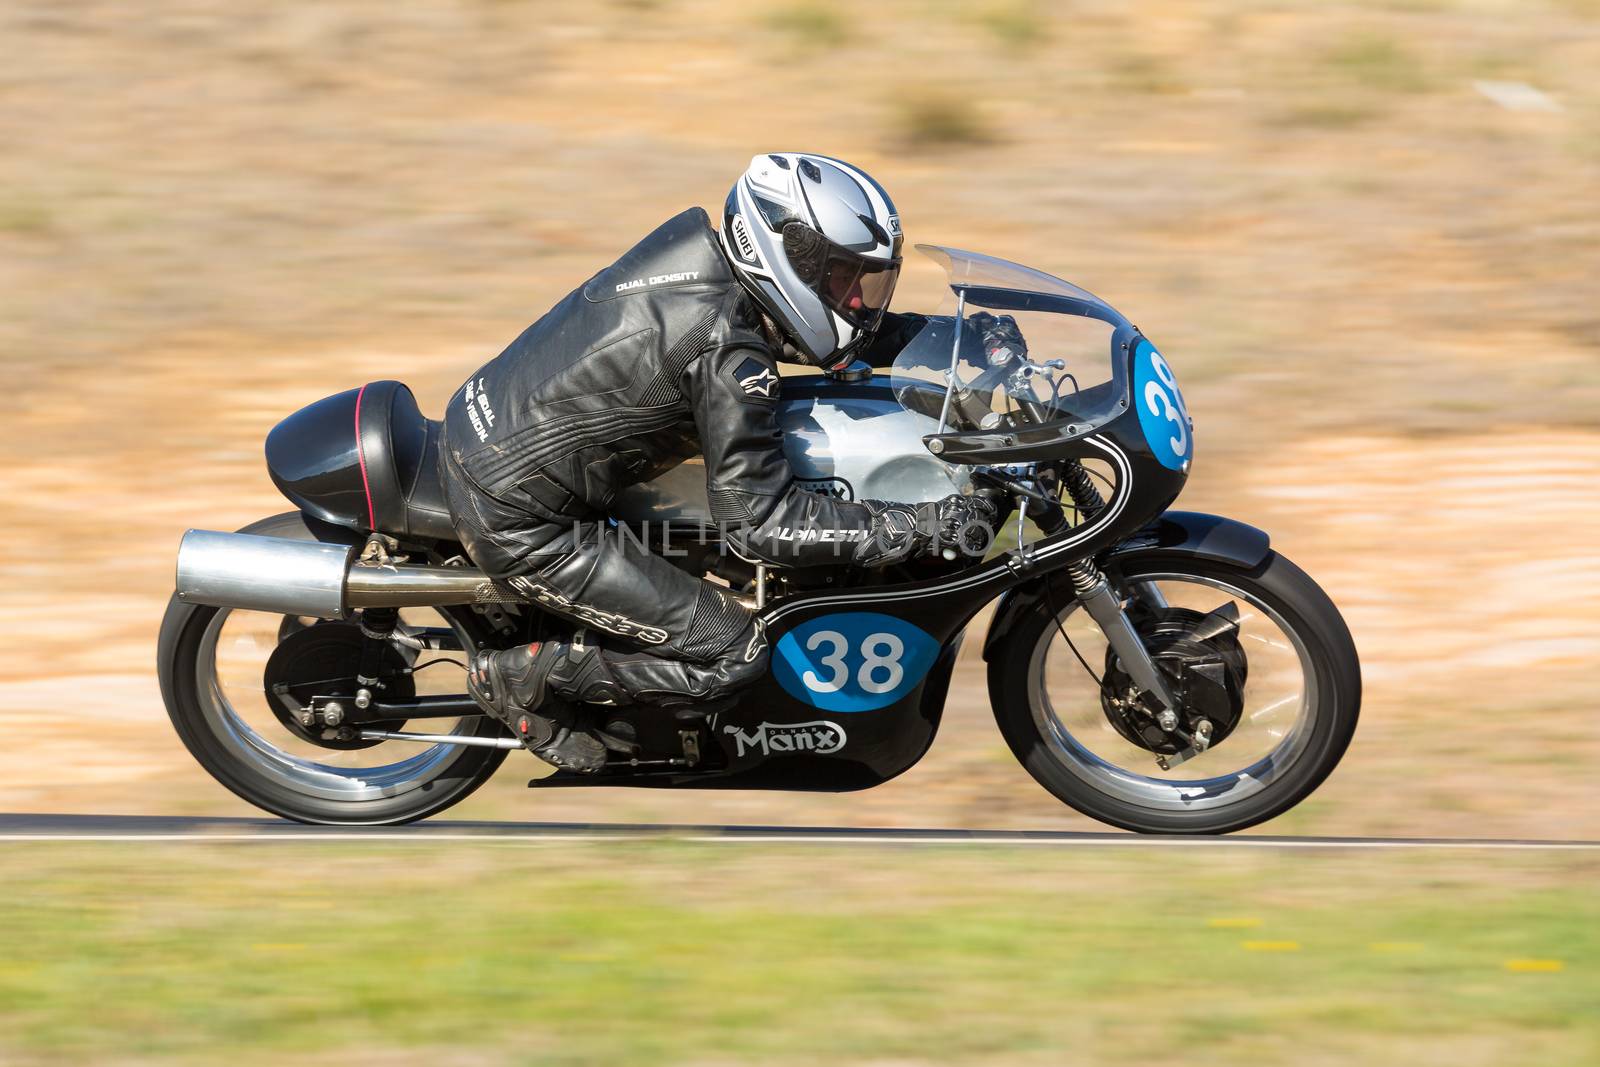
[159,246,1360,834]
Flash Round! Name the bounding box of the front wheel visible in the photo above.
[989,551,1360,834]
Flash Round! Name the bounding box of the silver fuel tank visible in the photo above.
[612,376,969,523]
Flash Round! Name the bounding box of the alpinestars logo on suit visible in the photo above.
[740,367,776,397]
[733,355,778,399]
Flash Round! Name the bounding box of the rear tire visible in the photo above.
[989,550,1360,834]
[158,513,509,825]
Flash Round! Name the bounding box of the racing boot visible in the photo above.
[467,642,607,774]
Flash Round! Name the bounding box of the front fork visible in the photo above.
[1065,561,1181,714]
[1011,461,1180,716]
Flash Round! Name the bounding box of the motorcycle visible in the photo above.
[159,245,1360,833]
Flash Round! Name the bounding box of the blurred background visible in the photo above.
[6,0,1597,837]
[2,3,1597,1063]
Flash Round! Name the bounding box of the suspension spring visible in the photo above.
[1061,460,1106,522]
[1065,558,1103,596]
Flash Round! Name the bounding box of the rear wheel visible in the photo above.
[158,513,509,825]
[989,551,1360,834]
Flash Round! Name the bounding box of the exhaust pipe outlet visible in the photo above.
[176,530,502,618]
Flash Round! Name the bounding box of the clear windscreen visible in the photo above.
[891,246,1133,436]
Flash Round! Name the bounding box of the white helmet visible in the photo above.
[721,153,904,367]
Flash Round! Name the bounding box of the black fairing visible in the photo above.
[265,381,456,542]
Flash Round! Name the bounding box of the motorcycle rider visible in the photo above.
[440,153,999,773]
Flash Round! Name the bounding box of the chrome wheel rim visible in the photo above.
[1027,571,1319,813]
[195,607,480,803]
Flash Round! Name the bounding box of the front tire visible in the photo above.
[989,550,1360,834]
[158,513,509,825]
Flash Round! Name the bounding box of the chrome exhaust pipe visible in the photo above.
[175,529,504,618]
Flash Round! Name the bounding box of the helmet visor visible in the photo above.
[820,254,900,328]
[784,222,901,330]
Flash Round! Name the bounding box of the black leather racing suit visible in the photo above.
[439,208,929,709]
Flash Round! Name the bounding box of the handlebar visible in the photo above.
[948,348,1070,430]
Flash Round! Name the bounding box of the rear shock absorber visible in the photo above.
[353,607,401,712]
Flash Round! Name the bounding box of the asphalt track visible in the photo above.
[1,814,1597,849]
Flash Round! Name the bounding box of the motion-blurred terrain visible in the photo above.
[2,0,1598,836]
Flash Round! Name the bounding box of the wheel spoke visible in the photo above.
[1029,570,1318,812]
[196,603,488,803]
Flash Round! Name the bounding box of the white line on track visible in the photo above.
[1,832,1596,850]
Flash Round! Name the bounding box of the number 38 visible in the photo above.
[802,630,905,695]
[1143,350,1189,460]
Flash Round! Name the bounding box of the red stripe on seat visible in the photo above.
[353,383,376,529]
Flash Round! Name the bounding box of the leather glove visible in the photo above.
[968,312,1028,367]
[915,493,1002,559]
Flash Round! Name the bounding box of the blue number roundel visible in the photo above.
[771,612,940,713]
[1132,338,1192,472]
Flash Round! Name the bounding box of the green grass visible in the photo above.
[0,844,1594,1065]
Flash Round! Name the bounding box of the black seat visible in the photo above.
[267,380,457,542]
[353,380,458,542]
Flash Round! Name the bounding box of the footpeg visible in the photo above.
[536,726,607,774]
[597,718,642,756]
